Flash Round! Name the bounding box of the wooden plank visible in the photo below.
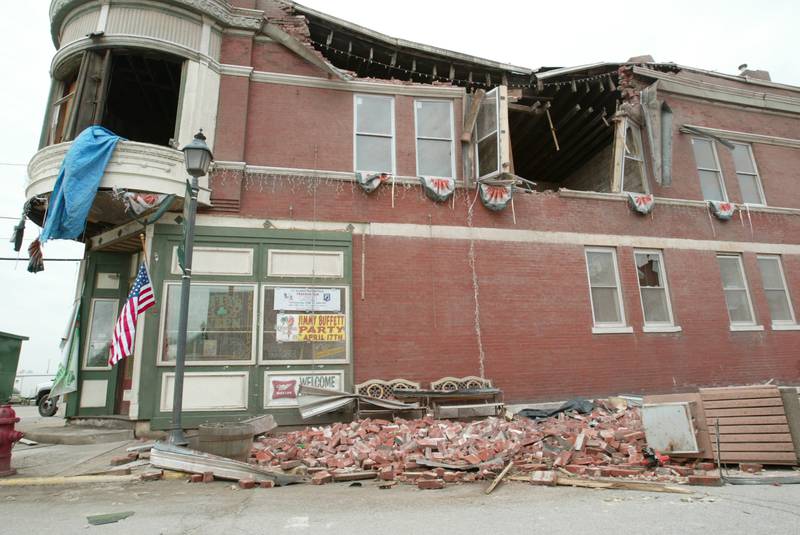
[554,477,694,494]
[484,460,514,495]
[711,443,795,452]
[714,424,790,434]
[700,389,780,401]
[703,398,784,409]
[715,451,797,463]
[707,416,787,426]
[460,89,485,143]
[700,384,776,391]
[717,433,794,443]
[705,406,786,418]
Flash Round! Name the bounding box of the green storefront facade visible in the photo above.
[66,222,353,430]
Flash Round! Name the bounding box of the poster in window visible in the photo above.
[275,314,346,342]
[274,288,341,312]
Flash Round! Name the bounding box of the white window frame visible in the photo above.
[633,249,680,332]
[691,137,728,202]
[473,86,510,181]
[353,94,396,175]
[82,297,119,370]
[731,142,766,206]
[716,254,762,331]
[414,98,455,179]
[756,255,798,329]
[621,119,650,194]
[259,283,351,365]
[584,247,632,334]
[156,281,259,366]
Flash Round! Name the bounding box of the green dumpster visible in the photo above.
[0,331,28,403]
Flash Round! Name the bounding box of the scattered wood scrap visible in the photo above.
[484,460,514,494]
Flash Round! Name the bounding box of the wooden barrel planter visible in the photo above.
[197,422,253,462]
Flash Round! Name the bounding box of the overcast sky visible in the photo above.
[0,0,797,375]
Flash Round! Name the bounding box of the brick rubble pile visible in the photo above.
[250,400,720,489]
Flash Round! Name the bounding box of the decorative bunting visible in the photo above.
[626,192,655,215]
[419,176,455,203]
[708,200,735,220]
[355,171,390,194]
[479,184,513,211]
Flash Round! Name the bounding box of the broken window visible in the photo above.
[474,86,510,180]
[585,247,627,328]
[355,94,395,174]
[691,138,727,201]
[731,143,765,205]
[717,255,756,326]
[634,250,675,327]
[44,48,183,148]
[414,100,454,178]
[621,121,648,193]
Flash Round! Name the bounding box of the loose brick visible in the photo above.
[688,474,722,486]
[259,480,275,488]
[202,471,214,483]
[417,479,445,490]
[379,467,395,481]
[189,474,203,483]
[739,463,763,473]
[238,478,256,489]
[695,462,716,471]
[531,471,557,486]
[140,470,163,481]
[109,456,132,466]
[311,471,333,485]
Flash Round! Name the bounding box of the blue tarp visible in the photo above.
[40,126,122,242]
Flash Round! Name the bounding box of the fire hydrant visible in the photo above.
[0,405,24,477]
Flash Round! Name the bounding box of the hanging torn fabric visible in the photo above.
[355,171,390,194]
[708,200,735,220]
[27,238,44,273]
[419,176,455,202]
[40,126,123,242]
[626,192,655,215]
[479,184,513,211]
[114,190,168,216]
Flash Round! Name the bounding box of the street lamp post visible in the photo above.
[168,130,213,446]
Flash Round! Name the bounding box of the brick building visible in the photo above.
[25,0,800,430]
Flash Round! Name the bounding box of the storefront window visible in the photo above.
[161,283,256,362]
[262,286,348,362]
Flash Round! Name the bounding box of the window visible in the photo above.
[160,283,257,363]
[45,49,182,148]
[717,255,759,328]
[83,298,118,369]
[354,94,394,174]
[415,100,454,178]
[691,138,727,201]
[622,121,648,193]
[634,250,677,330]
[474,86,510,180]
[585,248,630,332]
[731,143,765,205]
[757,255,796,327]
[261,285,349,363]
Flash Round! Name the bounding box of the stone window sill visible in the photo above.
[592,326,634,334]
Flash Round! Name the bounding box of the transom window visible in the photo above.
[731,143,766,205]
[414,100,454,178]
[717,255,757,326]
[354,94,395,174]
[691,138,727,201]
[756,255,796,325]
[585,248,627,328]
[634,250,675,326]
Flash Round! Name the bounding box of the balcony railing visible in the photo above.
[26,140,211,208]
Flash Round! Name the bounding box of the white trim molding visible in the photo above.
[643,325,683,333]
[160,371,249,412]
[680,125,800,149]
[772,323,800,331]
[592,326,635,335]
[729,324,765,332]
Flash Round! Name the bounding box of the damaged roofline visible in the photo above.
[288,1,534,76]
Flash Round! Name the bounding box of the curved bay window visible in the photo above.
[160,283,257,364]
[44,48,183,148]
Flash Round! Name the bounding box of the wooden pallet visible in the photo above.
[700,385,798,465]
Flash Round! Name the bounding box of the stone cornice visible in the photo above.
[50,0,263,47]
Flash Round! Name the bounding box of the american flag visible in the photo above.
[109,263,155,366]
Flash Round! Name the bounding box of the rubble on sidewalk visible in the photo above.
[249,399,720,490]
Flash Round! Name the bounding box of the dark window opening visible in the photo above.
[45,49,183,148]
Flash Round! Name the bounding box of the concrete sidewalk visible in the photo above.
[14,405,134,445]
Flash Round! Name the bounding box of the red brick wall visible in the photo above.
[350,236,800,401]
